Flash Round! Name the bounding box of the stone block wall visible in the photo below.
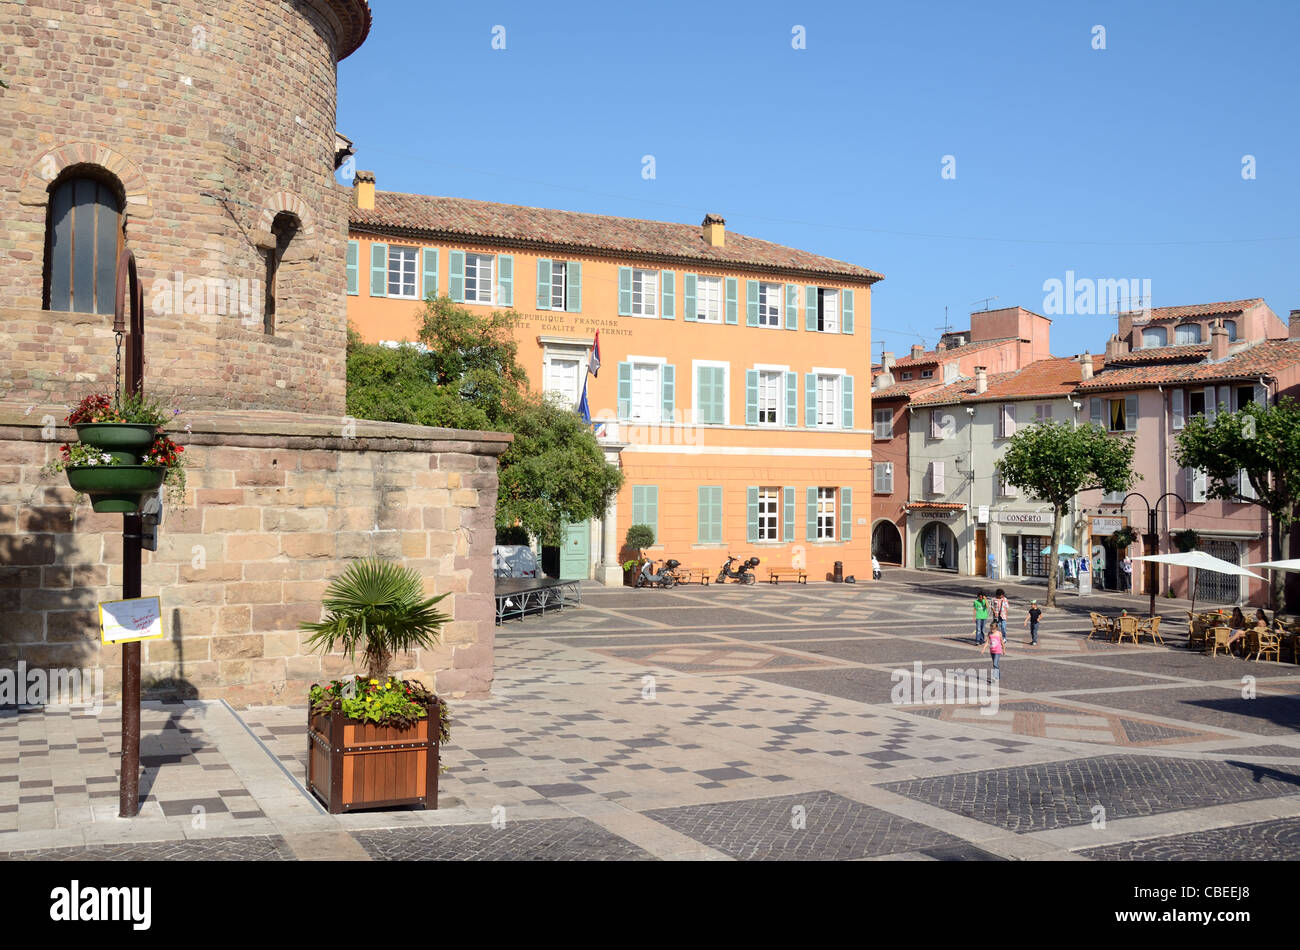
[0,405,510,705]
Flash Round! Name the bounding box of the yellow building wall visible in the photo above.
[347,235,874,579]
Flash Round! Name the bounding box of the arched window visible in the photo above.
[1175,323,1202,344]
[1222,320,1237,341]
[44,173,123,314]
[1141,327,1167,348]
[262,212,300,335]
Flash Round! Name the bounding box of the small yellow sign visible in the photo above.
[99,596,164,644]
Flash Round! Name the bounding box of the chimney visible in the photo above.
[702,213,725,248]
[882,351,895,370]
[1105,333,1130,360]
[1210,319,1229,360]
[975,366,988,394]
[1079,351,1094,381]
[935,341,947,352]
[874,370,894,390]
[355,169,376,210]
[1290,309,1300,339]
[911,344,924,359]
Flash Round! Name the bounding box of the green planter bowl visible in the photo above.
[73,423,157,460]
[65,465,165,513]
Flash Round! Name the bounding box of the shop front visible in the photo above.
[1088,515,1129,592]
[992,509,1061,583]
[906,503,967,573]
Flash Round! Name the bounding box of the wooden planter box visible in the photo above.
[307,698,441,814]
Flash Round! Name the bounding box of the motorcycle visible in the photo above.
[636,556,681,589]
[717,553,760,584]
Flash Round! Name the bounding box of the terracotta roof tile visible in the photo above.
[350,191,883,283]
[1121,298,1263,324]
[1104,343,1212,365]
[886,337,1015,369]
[1077,339,1300,392]
[867,379,947,401]
[910,357,1098,407]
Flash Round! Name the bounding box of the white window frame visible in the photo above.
[1035,403,1052,424]
[542,343,588,407]
[757,487,780,541]
[757,282,782,327]
[815,288,840,332]
[873,408,893,440]
[1175,323,1203,345]
[630,268,658,318]
[692,359,731,425]
[387,245,419,299]
[817,487,837,540]
[464,252,495,305]
[920,368,935,379]
[550,261,568,311]
[695,275,723,323]
[626,354,666,425]
[756,368,782,426]
[812,367,844,429]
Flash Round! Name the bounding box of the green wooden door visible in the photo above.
[560,520,590,580]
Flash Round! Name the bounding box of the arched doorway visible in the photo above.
[917,521,958,571]
[871,520,902,564]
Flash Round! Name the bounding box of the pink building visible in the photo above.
[1078,306,1300,607]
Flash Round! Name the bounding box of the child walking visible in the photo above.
[981,624,1005,680]
[1024,600,1043,646]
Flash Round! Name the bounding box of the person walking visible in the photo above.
[1024,599,1043,646]
[872,555,881,581]
[991,588,1010,637]
[972,591,990,645]
[981,623,1006,680]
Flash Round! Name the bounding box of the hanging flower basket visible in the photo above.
[65,464,166,513]
[73,422,158,462]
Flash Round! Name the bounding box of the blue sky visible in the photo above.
[337,0,1299,358]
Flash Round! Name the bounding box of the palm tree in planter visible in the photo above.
[301,559,453,813]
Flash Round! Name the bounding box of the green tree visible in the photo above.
[1174,395,1300,610]
[346,296,623,546]
[997,419,1137,606]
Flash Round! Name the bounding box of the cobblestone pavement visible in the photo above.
[5,570,1299,860]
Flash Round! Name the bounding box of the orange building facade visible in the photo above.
[345,174,881,583]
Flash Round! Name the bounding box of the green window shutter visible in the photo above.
[785,284,798,330]
[698,367,724,424]
[698,487,721,544]
[346,240,359,295]
[840,487,853,541]
[647,486,659,537]
[725,277,738,324]
[537,259,552,310]
[618,266,632,316]
[661,270,675,319]
[369,242,388,297]
[662,364,675,422]
[697,488,708,543]
[497,254,513,306]
[785,371,798,427]
[617,362,632,419]
[633,486,646,526]
[783,486,796,543]
[805,373,817,427]
[421,247,439,300]
[745,369,758,425]
[684,273,697,322]
[746,280,759,327]
[1125,393,1138,431]
[711,488,722,543]
[449,250,465,302]
[843,289,854,334]
[746,487,759,543]
[566,261,582,312]
[1089,397,1102,427]
[805,285,817,330]
[806,487,818,542]
[842,375,854,429]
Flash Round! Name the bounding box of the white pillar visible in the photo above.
[597,495,623,586]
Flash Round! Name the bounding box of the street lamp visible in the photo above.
[1121,491,1188,616]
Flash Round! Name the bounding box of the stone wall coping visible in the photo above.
[0,404,512,455]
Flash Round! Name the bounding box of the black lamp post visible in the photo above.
[1121,491,1188,617]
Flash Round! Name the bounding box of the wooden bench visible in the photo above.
[767,567,807,584]
[674,566,711,586]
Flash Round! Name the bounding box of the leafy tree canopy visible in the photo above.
[347,297,623,547]
[997,419,1137,605]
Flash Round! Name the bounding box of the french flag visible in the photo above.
[588,330,601,378]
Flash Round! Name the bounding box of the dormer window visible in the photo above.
[1223,320,1237,341]
[1175,323,1202,344]
[1141,327,1167,348]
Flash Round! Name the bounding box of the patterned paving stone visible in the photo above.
[1078,817,1300,861]
[882,754,1300,834]
[1079,686,1300,736]
[788,638,990,666]
[2,834,295,861]
[352,818,654,861]
[643,790,986,860]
